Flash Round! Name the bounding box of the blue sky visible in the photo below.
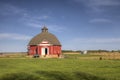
[0,0,120,52]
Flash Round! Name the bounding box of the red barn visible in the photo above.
[28,26,61,58]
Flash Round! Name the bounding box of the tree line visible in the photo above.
[62,50,120,53]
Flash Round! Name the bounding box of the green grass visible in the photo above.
[0,54,120,80]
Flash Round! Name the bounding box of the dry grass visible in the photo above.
[63,52,120,60]
[0,52,27,58]
[0,52,120,60]
[62,52,80,54]
[89,52,120,60]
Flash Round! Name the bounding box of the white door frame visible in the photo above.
[41,47,49,55]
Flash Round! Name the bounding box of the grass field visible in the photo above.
[0,54,120,80]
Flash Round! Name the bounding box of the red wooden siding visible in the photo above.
[28,45,61,56]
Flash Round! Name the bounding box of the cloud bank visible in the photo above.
[73,0,120,12]
[0,33,32,40]
[89,18,111,23]
[72,38,120,43]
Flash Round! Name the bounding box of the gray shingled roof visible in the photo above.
[28,27,61,46]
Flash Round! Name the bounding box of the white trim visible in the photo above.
[41,41,49,44]
[39,44,51,46]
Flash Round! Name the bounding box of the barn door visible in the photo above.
[41,48,49,55]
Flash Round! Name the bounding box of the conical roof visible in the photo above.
[28,27,61,46]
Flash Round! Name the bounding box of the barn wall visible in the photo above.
[28,45,61,56]
[28,45,37,55]
[52,46,61,55]
[37,46,41,55]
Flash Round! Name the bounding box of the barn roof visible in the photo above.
[28,26,61,46]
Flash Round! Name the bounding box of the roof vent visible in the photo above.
[42,26,48,32]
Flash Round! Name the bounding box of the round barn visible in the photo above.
[28,26,61,58]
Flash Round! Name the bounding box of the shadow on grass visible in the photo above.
[74,71,106,80]
[0,71,106,80]
[36,71,72,80]
[35,71,106,80]
[0,72,39,80]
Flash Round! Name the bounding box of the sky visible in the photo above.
[0,0,120,52]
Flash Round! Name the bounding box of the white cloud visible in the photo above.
[72,0,120,12]
[27,23,42,28]
[0,3,63,33]
[23,15,49,26]
[0,3,49,25]
[88,0,120,12]
[89,18,111,23]
[47,25,65,32]
[71,38,120,43]
[0,3,26,16]
[62,37,120,50]
[88,0,120,6]
[24,15,49,21]
[0,33,32,40]
[39,15,49,20]
[26,21,65,32]
[0,44,28,52]
[73,0,120,6]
